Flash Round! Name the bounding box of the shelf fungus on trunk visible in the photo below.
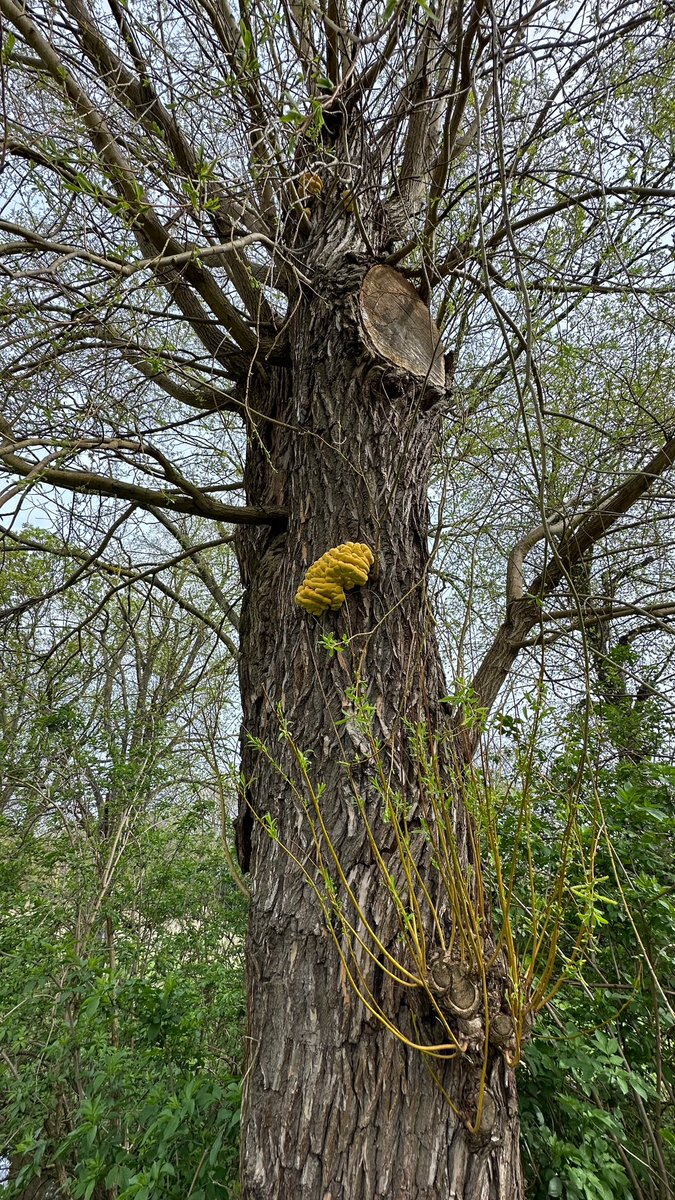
[295,541,375,615]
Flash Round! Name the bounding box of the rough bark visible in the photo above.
[236,256,523,1199]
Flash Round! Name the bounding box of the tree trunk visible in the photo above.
[236,256,523,1199]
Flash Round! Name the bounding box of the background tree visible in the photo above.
[1,0,675,1196]
[0,540,246,1198]
[502,627,675,1200]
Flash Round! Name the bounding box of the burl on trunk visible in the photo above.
[235,258,523,1199]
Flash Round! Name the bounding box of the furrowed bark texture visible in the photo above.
[236,257,523,1199]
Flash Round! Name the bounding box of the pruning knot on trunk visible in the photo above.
[427,952,520,1063]
[428,956,481,1018]
[359,264,451,411]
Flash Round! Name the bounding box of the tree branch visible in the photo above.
[0,437,286,528]
[463,434,675,749]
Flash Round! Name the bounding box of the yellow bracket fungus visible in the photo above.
[342,188,357,213]
[298,171,324,198]
[295,542,374,616]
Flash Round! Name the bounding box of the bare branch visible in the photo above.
[0,435,286,528]
[466,434,675,744]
